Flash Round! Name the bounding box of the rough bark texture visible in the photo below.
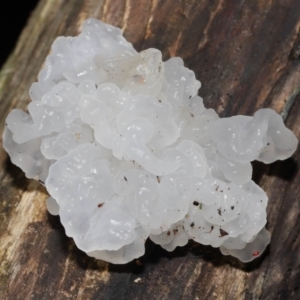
[0,1,300,299]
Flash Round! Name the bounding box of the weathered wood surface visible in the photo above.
[0,0,300,299]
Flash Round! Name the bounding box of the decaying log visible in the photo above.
[0,1,300,299]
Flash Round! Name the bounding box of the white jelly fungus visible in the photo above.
[3,19,298,264]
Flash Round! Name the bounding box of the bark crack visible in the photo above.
[197,0,225,51]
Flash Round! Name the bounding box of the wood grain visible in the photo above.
[0,0,300,299]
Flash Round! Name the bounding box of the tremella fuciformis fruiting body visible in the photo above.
[3,19,298,264]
